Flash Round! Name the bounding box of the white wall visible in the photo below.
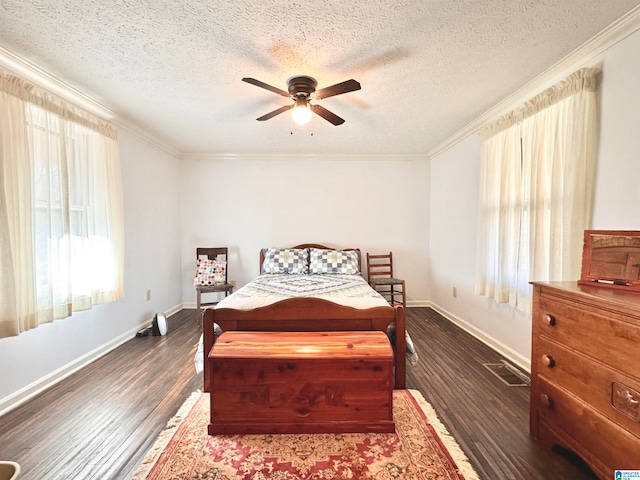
[592,30,640,227]
[428,28,640,370]
[0,129,183,414]
[179,156,430,306]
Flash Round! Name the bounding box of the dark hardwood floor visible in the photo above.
[0,310,202,480]
[0,307,598,480]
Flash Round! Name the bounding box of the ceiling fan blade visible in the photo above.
[311,104,345,125]
[242,77,290,97]
[256,104,293,121]
[314,79,361,99]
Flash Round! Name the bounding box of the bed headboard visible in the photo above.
[259,244,362,272]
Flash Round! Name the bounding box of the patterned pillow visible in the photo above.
[194,258,227,286]
[308,248,360,274]
[261,248,309,274]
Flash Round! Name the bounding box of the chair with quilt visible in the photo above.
[195,247,233,322]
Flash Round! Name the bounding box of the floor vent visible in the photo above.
[483,360,530,387]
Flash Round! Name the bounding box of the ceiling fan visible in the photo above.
[242,75,361,126]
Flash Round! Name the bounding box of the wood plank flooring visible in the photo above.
[0,310,202,480]
[0,307,599,480]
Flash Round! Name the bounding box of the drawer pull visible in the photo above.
[541,354,555,368]
[539,393,553,408]
[543,314,556,326]
[611,382,640,422]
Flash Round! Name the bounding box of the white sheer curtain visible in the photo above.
[475,122,522,305]
[475,68,599,312]
[0,81,37,336]
[0,70,124,337]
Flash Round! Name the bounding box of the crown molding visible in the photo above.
[0,45,181,158]
[114,117,182,157]
[0,45,116,120]
[180,152,428,161]
[427,5,640,159]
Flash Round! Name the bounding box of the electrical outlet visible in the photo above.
[146,289,151,301]
[452,286,457,298]
[231,280,237,290]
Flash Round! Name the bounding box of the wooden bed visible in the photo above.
[202,244,407,392]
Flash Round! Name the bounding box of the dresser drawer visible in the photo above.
[536,338,640,436]
[536,377,640,471]
[535,296,640,376]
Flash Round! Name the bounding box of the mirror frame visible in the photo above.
[579,230,640,292]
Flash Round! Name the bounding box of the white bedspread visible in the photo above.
[216,273,390,310]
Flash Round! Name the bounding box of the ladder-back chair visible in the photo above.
[366,252,406,309]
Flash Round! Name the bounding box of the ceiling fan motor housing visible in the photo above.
[287,76,317,98]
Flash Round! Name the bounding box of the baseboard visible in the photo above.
[427,302,531,373]
[163,304,183,318]
[407,300,430,307]
[0,303,183,417]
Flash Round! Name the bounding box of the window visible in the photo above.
[475,68,599,312]
[0,70,123,337]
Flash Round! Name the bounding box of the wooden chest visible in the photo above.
[209,331,394,435]
[530,282,640,480]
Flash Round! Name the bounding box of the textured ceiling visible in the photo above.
[1,0,639,156]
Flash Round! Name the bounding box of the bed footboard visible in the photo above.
[203,298,406,391]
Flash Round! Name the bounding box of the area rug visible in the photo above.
[133,389,480,480]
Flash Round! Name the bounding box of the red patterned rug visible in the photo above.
[133,389,479,480]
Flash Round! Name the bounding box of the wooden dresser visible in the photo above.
[530,282,640,479]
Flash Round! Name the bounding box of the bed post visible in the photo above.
[203,308,214,393]
[394,305,406,389]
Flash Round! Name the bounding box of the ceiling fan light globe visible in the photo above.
[292,105,312,124]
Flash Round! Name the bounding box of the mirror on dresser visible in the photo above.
[579,229,640,292]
